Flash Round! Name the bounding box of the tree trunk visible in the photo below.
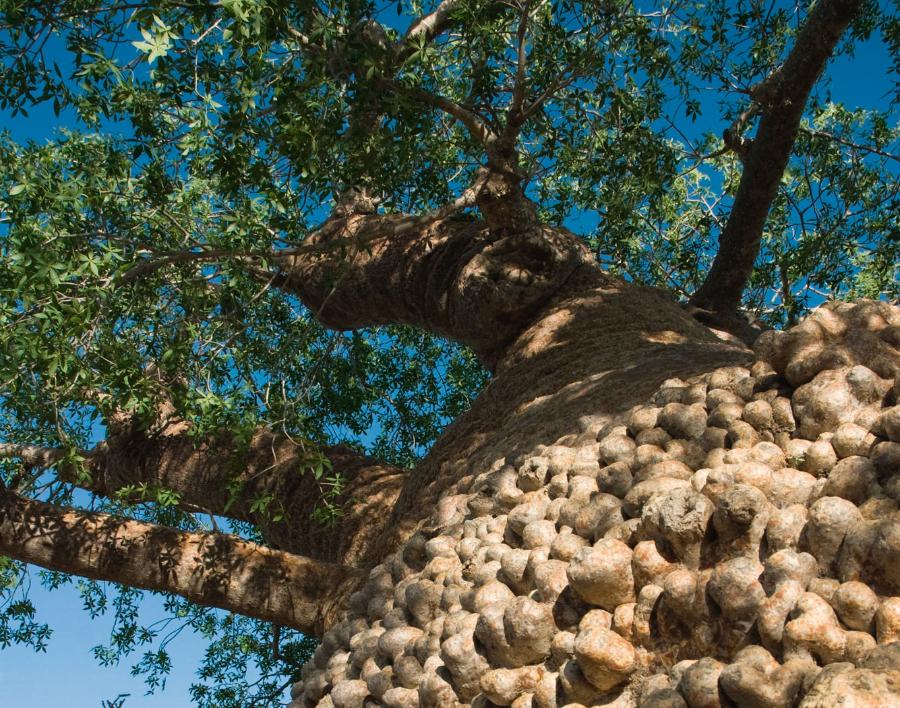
[358,265,752,568]
[284,229,900,706]
[1,0,889,701]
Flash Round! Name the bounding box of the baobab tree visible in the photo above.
[0,0,898,705]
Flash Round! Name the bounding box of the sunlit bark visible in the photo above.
[0,488,361,636]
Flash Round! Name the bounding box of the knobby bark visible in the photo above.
[288,298,900,708]
[0,488,360,635]
[690,0,863,320]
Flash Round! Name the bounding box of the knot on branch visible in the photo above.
[723,127,754,161]
[748,73,784,109]
[332,187,381,218]
[722,103,761,161]
[474,166,538,233]
[448,225,592,364]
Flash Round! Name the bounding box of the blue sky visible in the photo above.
[0,5,896,708]
[1,580,208,707]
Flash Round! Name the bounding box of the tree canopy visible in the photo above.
[0,0,897,703]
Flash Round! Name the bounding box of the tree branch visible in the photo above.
[690,0,863,318]
[0,443,67,468]
[270,212,591,369]
[516,71,580,124]
[115,249,243,285]
[0,488,360,636]
[381,80,494,146]
[799,126,900,162]
[721,103,760,159]
[1,421,405,570]
[404,0,466,44]
[91,422,404,567]
[507,4,531,125]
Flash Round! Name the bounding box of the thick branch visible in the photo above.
[0,443,66,468]
[404,0,465,44]
[690,0,862,316]
[85,421,404,568]
[271,213,591,368]
[0,488,359,636]
[2,422,404,569]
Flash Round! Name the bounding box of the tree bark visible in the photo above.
[17,216,897,708]
[0,488,360,636]
[355,264,752,565]
[54,423,405,568]
[271,215,750,568]
[690,0,862,318]
[272,213,591,370]
[285,297,900,708]
[3,211,755,645]
[0,3,888,705]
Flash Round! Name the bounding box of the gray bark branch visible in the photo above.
[690,0,863,318]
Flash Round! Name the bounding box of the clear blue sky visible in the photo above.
[1,580,208,707]
[0,7,895,708]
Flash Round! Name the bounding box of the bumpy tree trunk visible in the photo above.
[282,220,900,706]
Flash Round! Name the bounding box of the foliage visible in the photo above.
[0,0,896,702]
[0,560,52,652]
